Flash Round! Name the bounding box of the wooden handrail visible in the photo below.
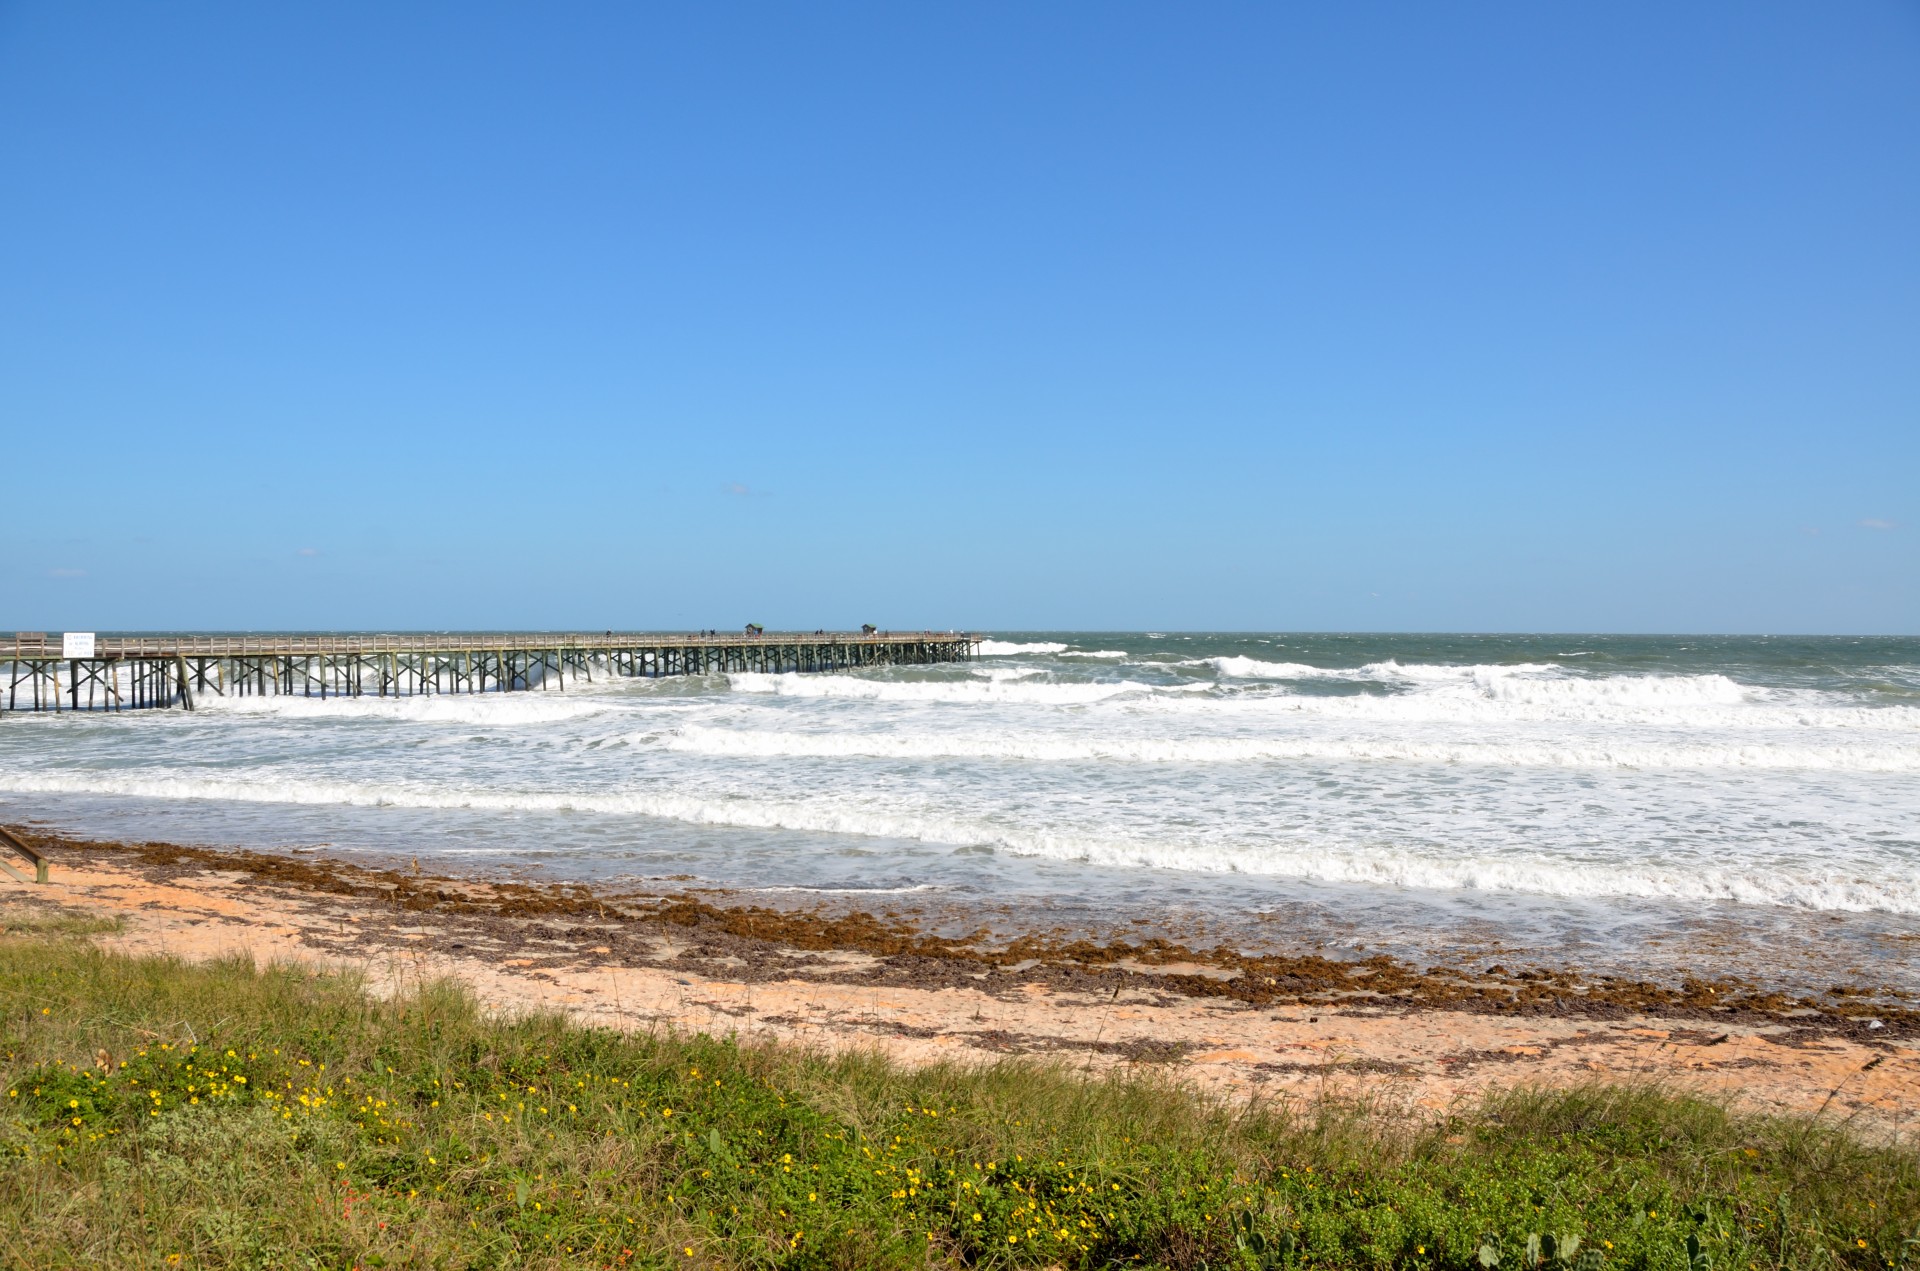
[0,827,47,885]
[1,632,978,659]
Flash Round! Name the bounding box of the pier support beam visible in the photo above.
[1,632,978,713]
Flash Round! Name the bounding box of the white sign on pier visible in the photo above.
[61,632,95,658]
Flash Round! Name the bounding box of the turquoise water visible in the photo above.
[3,632,1916,990]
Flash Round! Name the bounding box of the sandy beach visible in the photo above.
[4,830,1913,1141]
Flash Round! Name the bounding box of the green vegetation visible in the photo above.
[0,925,1912,1269]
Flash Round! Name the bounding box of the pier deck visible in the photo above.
[1,631,979,713]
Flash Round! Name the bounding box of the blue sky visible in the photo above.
[3,3,1915,633]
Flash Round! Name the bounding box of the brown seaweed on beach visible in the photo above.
[16,829,1918,1033]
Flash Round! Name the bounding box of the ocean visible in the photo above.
[4,632,1918,993]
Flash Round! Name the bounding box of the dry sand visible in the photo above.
[4,838,1915,1139]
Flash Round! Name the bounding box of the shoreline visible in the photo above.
[4,828,1916,1137]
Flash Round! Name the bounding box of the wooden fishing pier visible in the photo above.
[0,631,980,713]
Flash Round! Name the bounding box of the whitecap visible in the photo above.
[1207,656,1351,679]
[726,672,1184,706]
[199,692,621,726]
[8,768,1914,914]
[662,725,1920,772]
[977,640,1068,655]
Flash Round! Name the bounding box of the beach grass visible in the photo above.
[0,925,1911,1269]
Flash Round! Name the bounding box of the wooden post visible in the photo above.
[0,827,49,884]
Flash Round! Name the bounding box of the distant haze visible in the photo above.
[1,4,1914,633]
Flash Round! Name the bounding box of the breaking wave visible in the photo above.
[1207,656,1354,679]
[3,767,1915,914]
[660,725,1920,772]
[726,672,1193,705]
[8,632,1919,960]
[196,693,622,726]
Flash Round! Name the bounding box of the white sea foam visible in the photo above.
[9,635,1920,954]
[1224,686,1920,733]
[988,831,1920,915]
[4,767,1916,914]
[1174,660,1920,731]
[1473,672,1750,708]
[1207,657,1567,683]
[1208,656,1350,678]
[1364,659,1563,683]
[659,725,1920,772]
[199,693,621,725]
[972,666,1046,682]
[977,640,1068,655]
[726,672,1188,705]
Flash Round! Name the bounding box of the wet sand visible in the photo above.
[5,832,1916,1139]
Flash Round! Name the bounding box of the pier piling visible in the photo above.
[1,631,979,713]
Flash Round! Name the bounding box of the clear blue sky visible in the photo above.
[3,3,1915,633]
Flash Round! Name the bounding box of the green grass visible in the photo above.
[0,929,1911,1269]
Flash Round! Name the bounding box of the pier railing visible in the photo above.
[2,631,971,658]
[1,631,980,713]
